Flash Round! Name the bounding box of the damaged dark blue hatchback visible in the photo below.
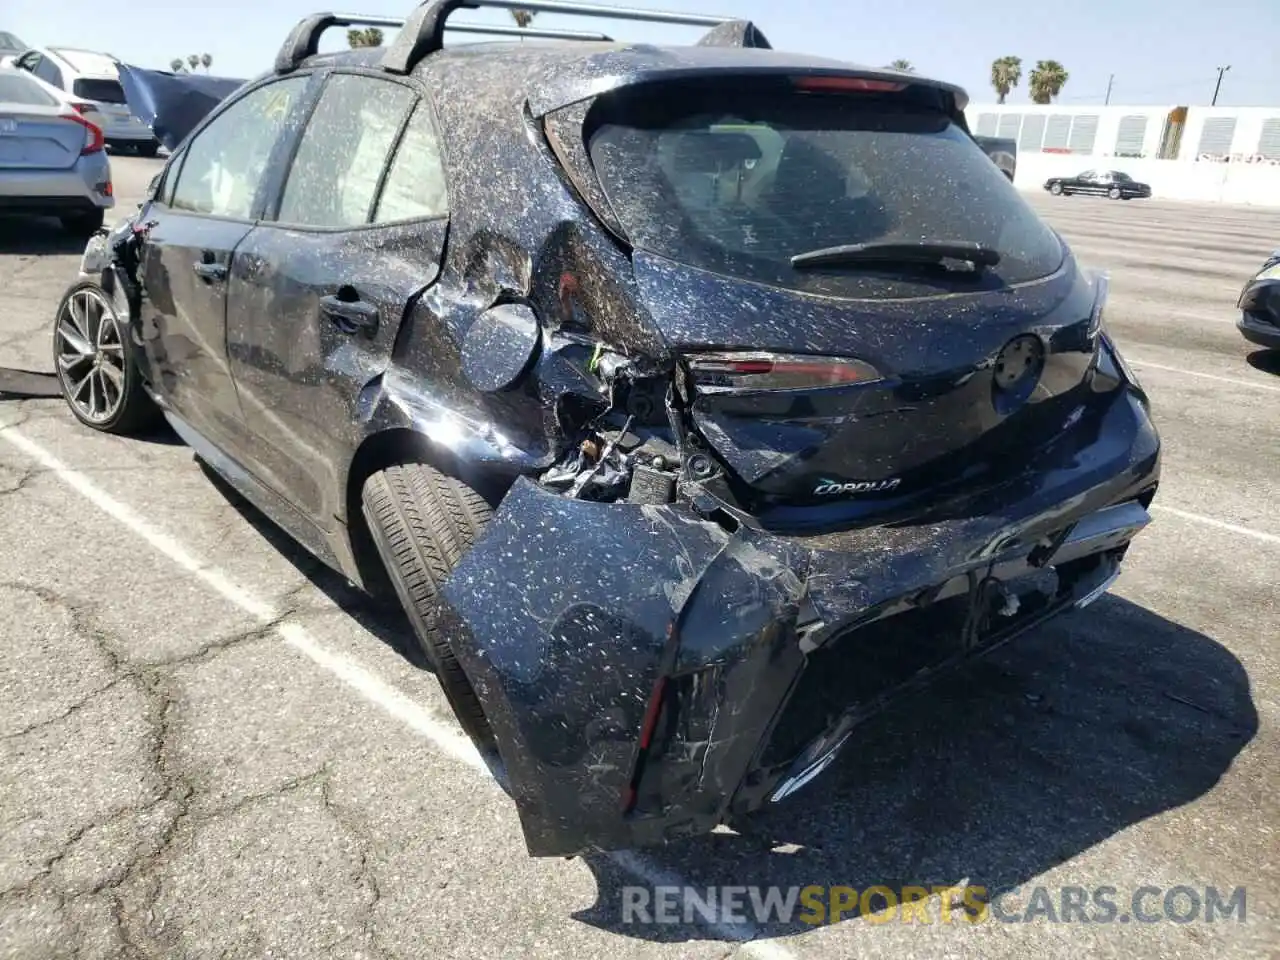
[56,0,1161,858]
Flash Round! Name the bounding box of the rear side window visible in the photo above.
[73,79,126,104]
[277,73,417,228]
[587,82,1064,297]
[0,72,57,106]
[374,102,449,222]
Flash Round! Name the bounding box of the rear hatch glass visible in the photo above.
[0,72,58,107]
[586,79,1064,299]
[73,78,127,104]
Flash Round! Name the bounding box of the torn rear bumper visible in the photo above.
[437,390,1160,857]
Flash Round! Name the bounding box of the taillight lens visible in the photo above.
[64,111,105,155]
[686,351,881,392]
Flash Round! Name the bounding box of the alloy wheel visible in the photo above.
[55,287,127,424]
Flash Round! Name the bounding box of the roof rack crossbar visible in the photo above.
[276,1,738,76]
[379,0,734,74]
[448,22,614,40]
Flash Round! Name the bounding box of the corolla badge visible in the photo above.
[813,477,902,497]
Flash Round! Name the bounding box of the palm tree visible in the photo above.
[990,56,1022,104]
[1028,60,1069,103]
[887,59,914,72]
[200,52,212,72]
[187,54,199,72]
[169,57,185,73]
[347,27,384,48]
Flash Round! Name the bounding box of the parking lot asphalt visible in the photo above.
[1,155,1277,960]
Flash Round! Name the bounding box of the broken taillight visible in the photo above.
[686,352,881,392]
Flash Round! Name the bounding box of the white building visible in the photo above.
[962,103,1280,206]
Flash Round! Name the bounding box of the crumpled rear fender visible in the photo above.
[437,389,1161,858]
[436,478,810,856]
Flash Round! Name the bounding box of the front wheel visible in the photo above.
[361,462,496,748]
[1049,182,1063,195]
[52,281,161,434]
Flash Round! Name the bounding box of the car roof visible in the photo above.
[45,46,121,78]
[294,40,968,118]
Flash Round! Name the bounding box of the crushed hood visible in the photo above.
[115,63,246,150]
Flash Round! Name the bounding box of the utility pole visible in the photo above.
[1212,65,1230,106]
[1104,74,1114,105]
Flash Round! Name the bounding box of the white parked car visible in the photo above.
[8,46,159,155]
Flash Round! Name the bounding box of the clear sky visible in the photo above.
[6,0,1277,107]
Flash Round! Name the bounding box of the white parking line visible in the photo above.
[1150,504,1280,547]
[1127,358,1280,393]
[0,426,794,960]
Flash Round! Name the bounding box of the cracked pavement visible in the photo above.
[1,157,1277,960]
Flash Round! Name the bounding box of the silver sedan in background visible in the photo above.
[0,66,113,235]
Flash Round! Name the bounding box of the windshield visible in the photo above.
[587,84,1064,297]
[73,78,127,104]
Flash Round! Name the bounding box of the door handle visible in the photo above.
[320,294,379,337]
[193,261,227,282]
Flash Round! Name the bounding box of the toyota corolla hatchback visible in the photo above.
[57,0,1161,858]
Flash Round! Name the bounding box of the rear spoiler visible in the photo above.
[115,63,247,151]
[973,135,1017,181]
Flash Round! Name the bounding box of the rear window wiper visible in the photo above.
[790,240,1002,270]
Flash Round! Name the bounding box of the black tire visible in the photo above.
[1049,182,1063,195]
[135,141,159,158]
[361,462,496,748]
[60,208,105,237]
[1108,187,1122,200]
[52,281,162,435]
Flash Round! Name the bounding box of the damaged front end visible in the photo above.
[435,324,1160,858]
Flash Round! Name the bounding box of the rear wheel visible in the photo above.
[52,281,161,434]
[135,141,159,158]
[60,208,105,237]
[361,462,496,748]
[1108,187,1122,200]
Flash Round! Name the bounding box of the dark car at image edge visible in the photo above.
[1236,249,1280,350]
[55,0,1161,859]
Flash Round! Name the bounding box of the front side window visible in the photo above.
[170,76,308,219]
[587,79,1064,298]
[277,73,417,228]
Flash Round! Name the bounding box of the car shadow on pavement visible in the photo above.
[194,456,428,668]
[0,217,88,256]
[573,597,1257,943]
[1245,348,1280,376]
